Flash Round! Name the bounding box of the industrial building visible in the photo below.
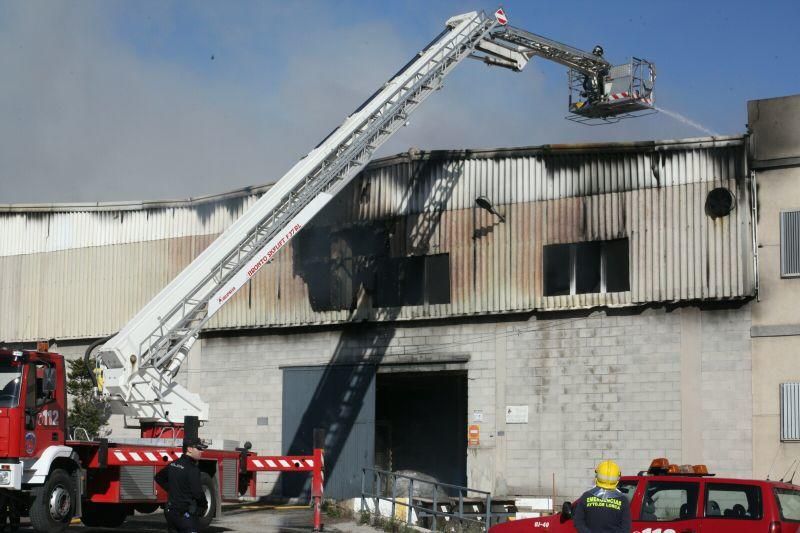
[0,94,798,502]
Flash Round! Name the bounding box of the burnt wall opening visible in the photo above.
[375,370,467,489]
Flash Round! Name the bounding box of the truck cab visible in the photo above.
[0,348,67,491]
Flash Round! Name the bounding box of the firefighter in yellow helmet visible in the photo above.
[572,460,631,533]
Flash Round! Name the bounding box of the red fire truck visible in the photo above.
[0,346,324,532]
[0,8,655,533]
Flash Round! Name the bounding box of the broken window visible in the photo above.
[375,254,451,307]
[543,244,571,296]
[575,241,602,294]
[425,254,451,304]
[294,224,386,311]
[604,238,630,292]
[543,238,629,296]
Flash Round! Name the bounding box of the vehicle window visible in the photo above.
[34,363,54,407]
[705,483,762,519]
[775,488,800,522]
[0,365,22,408]
[639,481,699,521]
[618,480,638,504]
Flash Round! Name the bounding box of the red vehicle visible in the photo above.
[490,458,800,533]
[0,347,323,533]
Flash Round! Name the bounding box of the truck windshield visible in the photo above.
[0,366,22,408]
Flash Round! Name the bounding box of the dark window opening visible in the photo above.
[543,244,571,296]
[604,239,630,292]
[34,363,55,407]
[426,254,451,305]
[295,223,450,310]
[543,238,629,296]
[294,224,387,312]
[576,241,602,293]
[294,226,331,262]
[375,254,451,307]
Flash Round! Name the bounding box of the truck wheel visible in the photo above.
[198,472,218,531]
[28,469,75,533]
[80,502,127,527]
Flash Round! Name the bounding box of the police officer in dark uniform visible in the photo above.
[155,437,208,533]
[573,460,631,533]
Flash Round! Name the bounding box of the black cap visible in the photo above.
[184,437,208,450]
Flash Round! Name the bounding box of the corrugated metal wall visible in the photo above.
[0,194,258,256]
[0,137,753,342]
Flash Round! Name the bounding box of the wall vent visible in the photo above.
[781,383,800,441]
[120,466,156,500]
[780,211,800,277]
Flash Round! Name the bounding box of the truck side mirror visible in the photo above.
[561,501,573,519]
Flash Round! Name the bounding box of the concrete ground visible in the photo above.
[9,506,380,533]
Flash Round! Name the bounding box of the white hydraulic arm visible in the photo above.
[94,8,654,424]
[96,10,507,423]
[473,24,611,75]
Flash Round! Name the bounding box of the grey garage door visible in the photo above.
[281,364,375,499]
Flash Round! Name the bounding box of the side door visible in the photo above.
[633,479,701,533]
[699,481,769,532]
[23,360,64,457]
[281,364,376,500]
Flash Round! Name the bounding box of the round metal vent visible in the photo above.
[705,187,735,218]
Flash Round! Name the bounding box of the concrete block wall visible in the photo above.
[475,309,685,497]
[192,304,751,498]
[468,305,751,499]
[46,302,751,499]
[699,308,753,476]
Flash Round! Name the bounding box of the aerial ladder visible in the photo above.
[0,9,656,533]
[92,8,656,431]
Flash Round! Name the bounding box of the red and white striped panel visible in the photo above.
[110,449,182,466]
[247,456,315,472]
[609,92,631,100]
[607,91,653,106]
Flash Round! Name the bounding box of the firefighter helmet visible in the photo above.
[595,460,621,489]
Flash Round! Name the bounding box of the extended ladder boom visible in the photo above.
[96,10,503,422]
[471,24,611,75]
[95,9,656,423]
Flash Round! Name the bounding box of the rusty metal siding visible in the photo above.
[0,137,753,341]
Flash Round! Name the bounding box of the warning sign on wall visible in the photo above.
[506,405,529,424]
[468,424,480,447]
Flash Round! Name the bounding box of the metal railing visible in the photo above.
[362,468,508,531]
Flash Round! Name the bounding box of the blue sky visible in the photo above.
[0,0,798,203]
